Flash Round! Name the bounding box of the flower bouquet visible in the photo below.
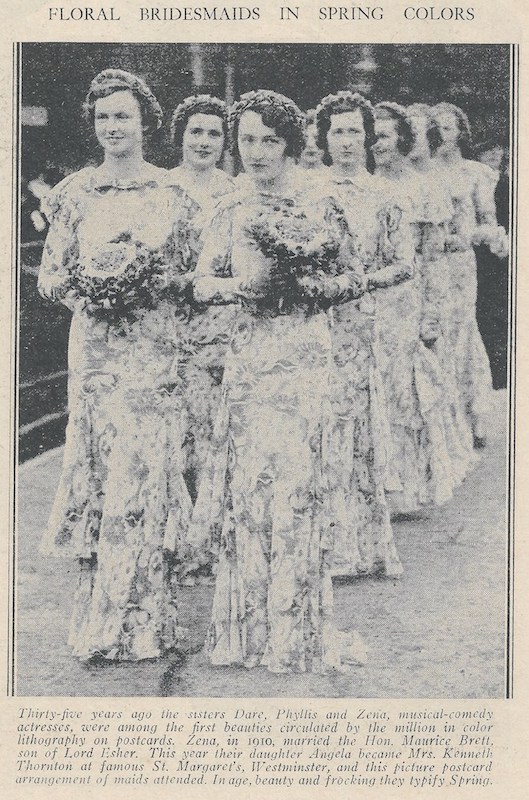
[243,203,344,314]
[67,231,188,328]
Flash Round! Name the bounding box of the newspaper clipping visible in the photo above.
[1,0,527,798]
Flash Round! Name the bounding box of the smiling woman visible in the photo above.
[37,69,200,663]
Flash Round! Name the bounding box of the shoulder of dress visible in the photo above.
[41,167,94,222]
[462,159,499,185]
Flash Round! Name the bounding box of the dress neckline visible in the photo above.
[86,162,167,190]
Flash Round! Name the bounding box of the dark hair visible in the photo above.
[315,92,375,172]
[230,90,306,161]
[83,69,163,133]
[374,102,414,157]
[431,102,473,158]
[170,94,228,151]
[407,103,442,154]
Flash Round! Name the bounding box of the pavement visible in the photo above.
[16,390,509,698]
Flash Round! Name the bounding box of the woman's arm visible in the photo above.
[193,202,242,304]
[368,201,415,290]
[37,184,80,309]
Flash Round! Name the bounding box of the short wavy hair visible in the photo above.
[230,90,306,161]
[315,92,375,171]
[431,102,473,157]
[83,69,163,133]
[170,94,228,149]
[407,103,443,154]
[374,102,414,157]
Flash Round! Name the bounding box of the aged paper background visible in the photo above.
[1,0,528,797]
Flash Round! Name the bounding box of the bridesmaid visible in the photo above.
[190,90,368,673]
[315,91,412,577]
[38,70,196,662]
[372,101,457,513]
[406,103,476,483]
[166,95,236,504]
[431,102,507,447]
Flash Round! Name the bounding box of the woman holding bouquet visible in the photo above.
[190,90,368,673]
[315,91,413,577]
[166,96,236,504]
[38,70,198,662]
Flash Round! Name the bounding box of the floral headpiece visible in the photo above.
[374,101,408,119]
[316,91,373,119]
[170,94,228,144]
[229,89,306,160]
[84,69,163,130]
[230,89,305,131]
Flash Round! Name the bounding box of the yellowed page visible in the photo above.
[1,1,527,798]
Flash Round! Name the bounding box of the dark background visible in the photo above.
[19,43,511,461]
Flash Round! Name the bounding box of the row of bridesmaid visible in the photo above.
[37,69,507,673]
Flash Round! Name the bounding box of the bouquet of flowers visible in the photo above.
[66,231,189,328]
[243,202,344,313]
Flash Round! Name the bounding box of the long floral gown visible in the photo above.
[165,166,236,503]
[437,158,505,439]
[189,173,367,673]
[38,163,197,661]
[370,170,466,514]
[323,170,412,576]
[411,165,476,485]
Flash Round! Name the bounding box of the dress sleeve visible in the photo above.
[418,221,448,340]
[472,162,508,256]
[193,201,242,304]
[38,178,81,304]
[165,187,202,285]
[368,199,415,290]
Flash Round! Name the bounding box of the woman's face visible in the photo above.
[238,110,289,183]
[300,123,323,169]
[373,116,400,168]
[435,111,460,147]
[326,109,366,169]
[182,112,225,170]
[408,113,430,161]
[94,90,144,159]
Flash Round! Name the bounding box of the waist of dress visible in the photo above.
[237,298,330,319]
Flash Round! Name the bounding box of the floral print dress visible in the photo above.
[438,158,504,438]
[38,164,197,661]
[165,166,236,503]
[188,174,367,673]
[323,171,412,576]
[371,171,466,514]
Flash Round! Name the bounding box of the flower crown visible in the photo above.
[170,94,227,142]
[85,69,163,130]
[229,89,305,134]
[374,100,408,120]
[316,91,373,119]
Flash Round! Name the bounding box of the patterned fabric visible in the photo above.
[369,171,465,513]
[38,164,196,661]
[322,171,411,571]
[189,174,368,673]
[165,166,237,501]
[439,159,500,435]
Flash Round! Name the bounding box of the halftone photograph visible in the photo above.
[15,42,513,697]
